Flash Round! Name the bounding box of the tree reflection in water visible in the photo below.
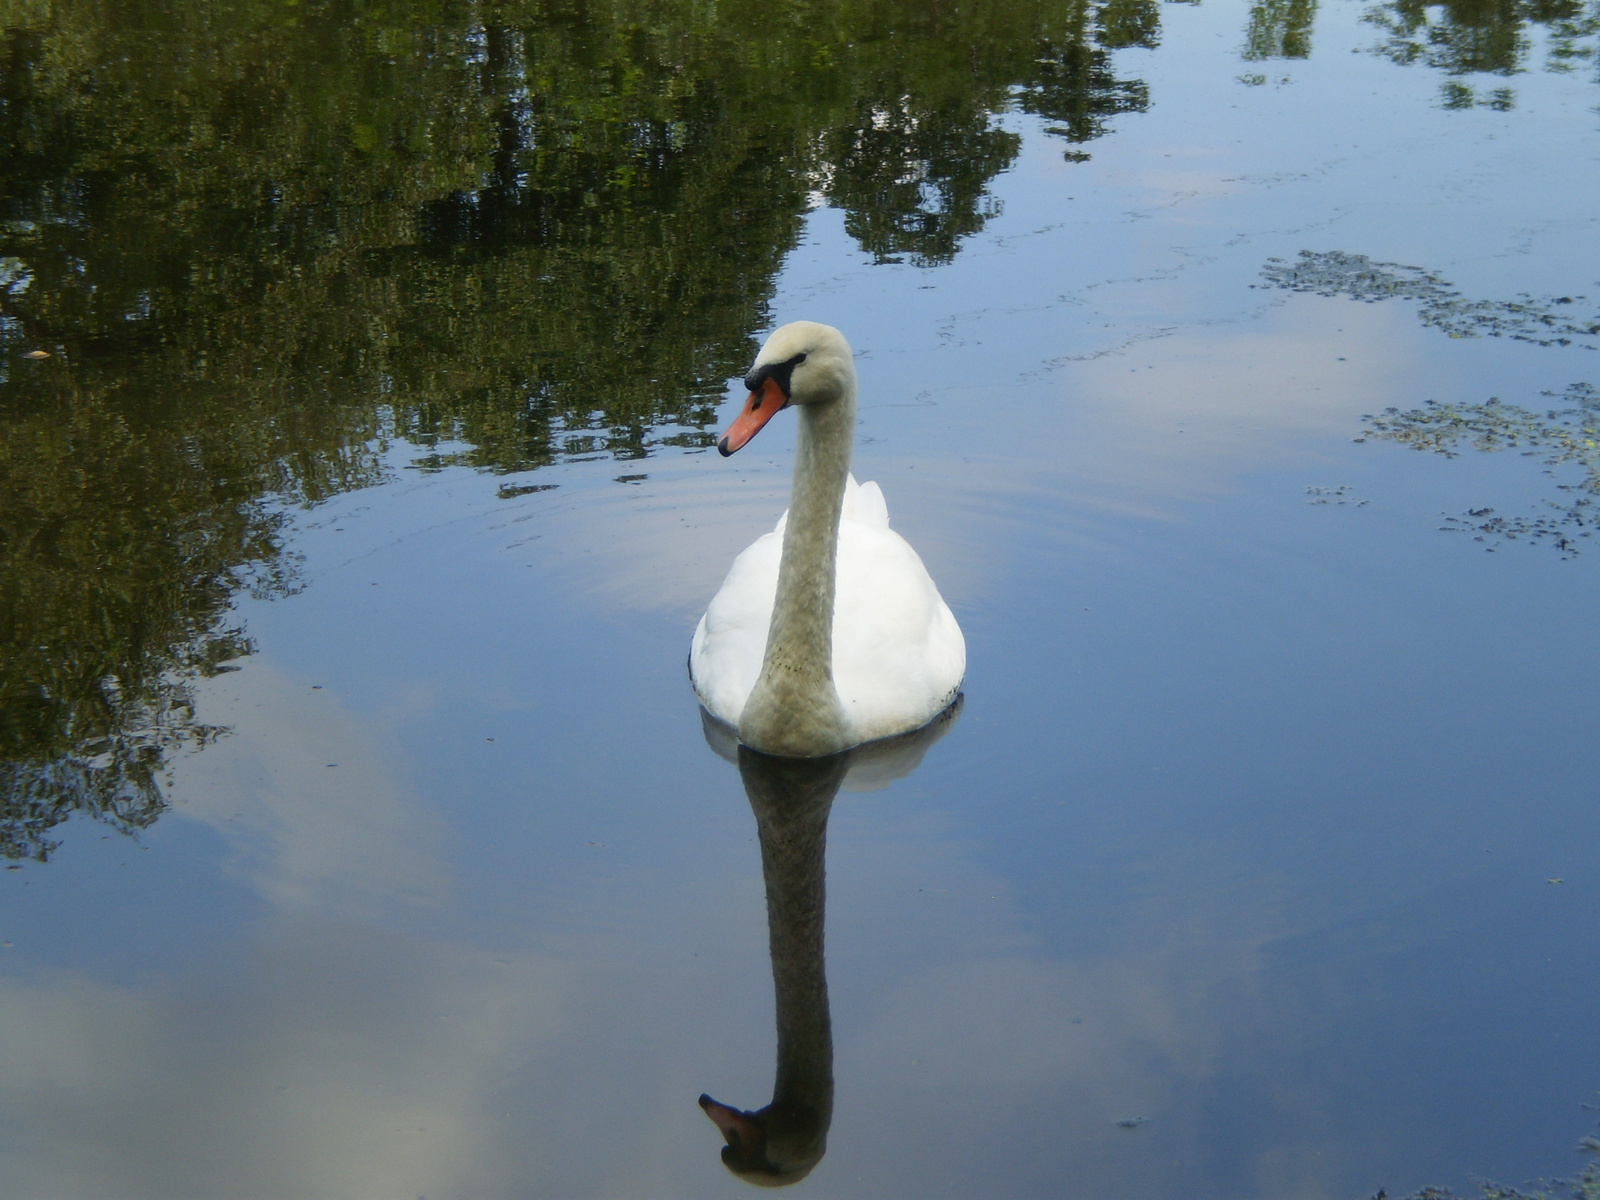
[0,0,1147,856]
[1244,0,1319,61]
[1361,0,1600,108]
[697,702,960,1186]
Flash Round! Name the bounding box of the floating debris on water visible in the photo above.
[1258,251,1600,350]
[1360,385,1600,558]
[1306,485,1369,506]
[497,482,559,500]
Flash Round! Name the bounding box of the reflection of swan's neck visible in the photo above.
[706,749,844,1185]
[738,384,857,757]
[757,760,835,1138]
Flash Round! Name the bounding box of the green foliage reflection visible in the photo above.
[0,0,1160,852]
[1362,0,1600,108]
[1244,0,1319,60]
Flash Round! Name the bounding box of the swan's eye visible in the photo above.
[742,352,806,402]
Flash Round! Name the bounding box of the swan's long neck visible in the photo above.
[739,383,857,757]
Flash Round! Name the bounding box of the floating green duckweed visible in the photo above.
[1360,385,1600,557]
[1260,251,1600,350]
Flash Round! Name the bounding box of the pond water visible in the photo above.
[3,0,1600,1196]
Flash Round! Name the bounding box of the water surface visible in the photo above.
[3,0,1599,1196]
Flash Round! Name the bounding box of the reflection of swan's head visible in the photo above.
[699,1093,823,1187]
[719,321,855,456]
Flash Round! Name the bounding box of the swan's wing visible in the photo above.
[694,488,961,740]
[689,529,782,725]
[831,522,966,743]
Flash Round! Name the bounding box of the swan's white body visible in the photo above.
[690,321,965,756]
[691,475,965,745]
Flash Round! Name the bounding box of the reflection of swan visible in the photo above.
[690,321,965,758]
[698,710,960,1186]
[701,749,844,1187]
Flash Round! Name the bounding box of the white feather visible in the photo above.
[691,475,965,744]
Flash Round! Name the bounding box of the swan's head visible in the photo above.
[718,321,855,456]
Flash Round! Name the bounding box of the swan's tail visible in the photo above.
[841,475,889,528]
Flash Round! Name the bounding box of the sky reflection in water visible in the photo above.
[2,0,1600,1196]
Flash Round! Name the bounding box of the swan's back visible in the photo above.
[691,477,965,744]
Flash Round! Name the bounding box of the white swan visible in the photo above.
[690,321,965,757]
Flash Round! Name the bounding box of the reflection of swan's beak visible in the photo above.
[718,378,788,456]
[700,1094,767,1153]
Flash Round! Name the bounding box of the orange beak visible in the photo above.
[718,377,788,456]
[699,1094,766,1151]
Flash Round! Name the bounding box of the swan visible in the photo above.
[690,321,965,758]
